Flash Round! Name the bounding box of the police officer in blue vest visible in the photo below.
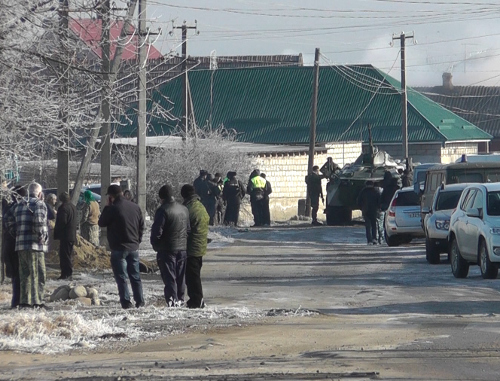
[247,169,268,227]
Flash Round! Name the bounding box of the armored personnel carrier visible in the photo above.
[322,148,401,225]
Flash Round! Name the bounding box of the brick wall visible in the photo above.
[241,142,362,222]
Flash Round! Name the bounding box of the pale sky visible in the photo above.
[138,0,500,87]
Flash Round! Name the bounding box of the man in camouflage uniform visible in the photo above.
[14,182,48,308]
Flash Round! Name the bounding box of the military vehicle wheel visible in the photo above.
[326,206,352,225]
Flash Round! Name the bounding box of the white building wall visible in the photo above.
[241,142,362,222]
[367,142,480,165]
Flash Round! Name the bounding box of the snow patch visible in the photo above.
[0,306,266,354]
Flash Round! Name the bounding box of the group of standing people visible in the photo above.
[193,169,272,228]
[98,184,209,309]
[2,183,84,308]
[357,171,402,245]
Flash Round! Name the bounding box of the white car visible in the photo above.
[423,183,470,264]
[384,186,425,247]
[448,183,500,279]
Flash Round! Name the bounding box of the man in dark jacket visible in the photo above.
[357,180,381,245]
[260,173,272,226]
[222,171,245,226]
[205,174,221,226]
[306,166,324,226]
[98,185,145,309]
[214,173,225,225]
[401,169,413,188]
[247,169,267,227]
[151,184,190,307]
[181,184,209,309]
[381,176,400,211]
[54,192,77,280]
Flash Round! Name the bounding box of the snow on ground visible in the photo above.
[0,302,266,354]
[0,225,317,355]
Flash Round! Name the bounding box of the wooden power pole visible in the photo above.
[305,47,320,217]
[136,0,147,216]
[100,0,111,213]
[174,21,197,138]
[392,32,414,167]
[57,0,70,196]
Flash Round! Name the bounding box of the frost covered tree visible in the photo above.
[0,0,108,189]
[117,125,253,216]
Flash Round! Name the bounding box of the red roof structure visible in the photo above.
[69,18,163,61]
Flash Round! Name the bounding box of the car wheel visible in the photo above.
[403,236,413,244]
[450,237,469,278]
[384,230,400,247]
[426,236,440,264]
[479,239,498,279]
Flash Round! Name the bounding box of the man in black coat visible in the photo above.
[150,184,190,307]
[357,180,381,245]
[306,166,324,226]
[54,192,77,280]
[222,171,246,226]
[98,185,145,309]
[260,173,272,226]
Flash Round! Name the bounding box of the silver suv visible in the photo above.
[449,183,500,279]
[423,183,469,264]
[384,186,424,246]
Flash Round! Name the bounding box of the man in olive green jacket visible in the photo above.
[181,184,210,308]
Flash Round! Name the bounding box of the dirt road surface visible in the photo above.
[2,224,500,380]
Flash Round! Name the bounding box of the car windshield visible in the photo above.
[487,191,500,216]
[435,190,462,211]
[395,190,420,206]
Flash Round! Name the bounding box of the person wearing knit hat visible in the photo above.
[181,184,209,308]
[151,184,190,307]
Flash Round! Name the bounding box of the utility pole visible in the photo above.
[174,21,198,138]
[305,48,320,217]
[100,0,111,215]
[136,0,147,216]
[71,0,138,205]
[392,31,414,168]
[57,0,70,196]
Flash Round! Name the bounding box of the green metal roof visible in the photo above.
[118,65,491,144]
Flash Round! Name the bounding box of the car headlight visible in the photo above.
[435,219,450,230]
[490,228,500,235]
[494,247,500,256]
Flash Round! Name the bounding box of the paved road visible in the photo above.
[3,224,500,380]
